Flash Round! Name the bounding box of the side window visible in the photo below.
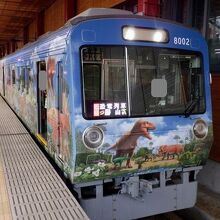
[7,66,11,85]
[16,67,20,91]
[26,67,31,94]
[39,62,47,90]
[21,67,25,93]
[12,68,16,85]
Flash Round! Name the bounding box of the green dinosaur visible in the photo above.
[112,157,129,168]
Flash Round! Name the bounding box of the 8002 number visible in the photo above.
[174,37,190,46]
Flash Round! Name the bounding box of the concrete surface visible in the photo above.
[176,159,220,220]
[198,159,220,195]
[176,183,220,220]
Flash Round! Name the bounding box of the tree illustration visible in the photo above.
[173,135,180,144]
[189,130,194,140]
[135,157,145,169]
[179,140,184,144]
[149,142,153,148]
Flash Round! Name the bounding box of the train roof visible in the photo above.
[65,8,197,31]
[65,8,133,26]
[2,8,201,62]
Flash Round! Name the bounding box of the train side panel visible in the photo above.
[0,29,75,178]
[2,52,41,133]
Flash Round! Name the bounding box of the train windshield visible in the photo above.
[81,46,205,119]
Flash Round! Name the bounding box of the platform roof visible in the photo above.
[0,0,55,47]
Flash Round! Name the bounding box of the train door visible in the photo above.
[57,61,66,160]
[56,61,70,162]
[37,61,47,143]
[2,66,5,96]
[57,62,63,158]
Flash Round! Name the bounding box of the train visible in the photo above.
[0,8,213,220]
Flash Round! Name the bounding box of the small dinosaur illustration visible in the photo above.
[112,157,129,169]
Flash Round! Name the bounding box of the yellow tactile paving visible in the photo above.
[0,150,12,220]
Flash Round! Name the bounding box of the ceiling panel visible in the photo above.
[0,0,56,48]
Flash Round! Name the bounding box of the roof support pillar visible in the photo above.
[37,11,44,38]
[64,0,77,22]
[2,46,6,57]
[6,42,10,55]
[11,40,16,52]
[23,26,29,45]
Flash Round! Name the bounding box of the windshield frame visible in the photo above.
[80,45,206,120]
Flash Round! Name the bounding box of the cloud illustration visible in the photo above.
[138,123,193,153]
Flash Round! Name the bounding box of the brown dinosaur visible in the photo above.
[108,119,156,168]
[158,144,184,160]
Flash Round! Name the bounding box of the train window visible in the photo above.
[26,68,31,94]
[58,62,64,113]
[82,47,127,118]
[16,67,20,91]
[83,64,101,102]
[12,68,15,85]
[81,46,205,119]
[21,67,25,93]
[129,47,205,116]
[7,66,11,85]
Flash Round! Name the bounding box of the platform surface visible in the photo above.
[0,97,89,220]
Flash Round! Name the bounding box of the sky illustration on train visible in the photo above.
[75,105,212,154]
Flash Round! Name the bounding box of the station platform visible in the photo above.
[0,97,89,220]
[175,184,220,220]
[142,183,220,220]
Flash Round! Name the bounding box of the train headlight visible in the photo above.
[153,31,164,42]
[82,126,104,149]
[123,26,169,43]
[123,27,136,40]
[193,119,208,139]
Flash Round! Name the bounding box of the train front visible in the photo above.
[66,9,213,219]
[67,11,213,218]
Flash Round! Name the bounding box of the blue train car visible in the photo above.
[0,8,213,219]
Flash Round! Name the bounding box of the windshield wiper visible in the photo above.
[184,97,200,117]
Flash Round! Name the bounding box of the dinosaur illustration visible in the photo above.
[107,119,156,168]
[112,157,129,169]
[158,144,184,160]
[144,153,156,162]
